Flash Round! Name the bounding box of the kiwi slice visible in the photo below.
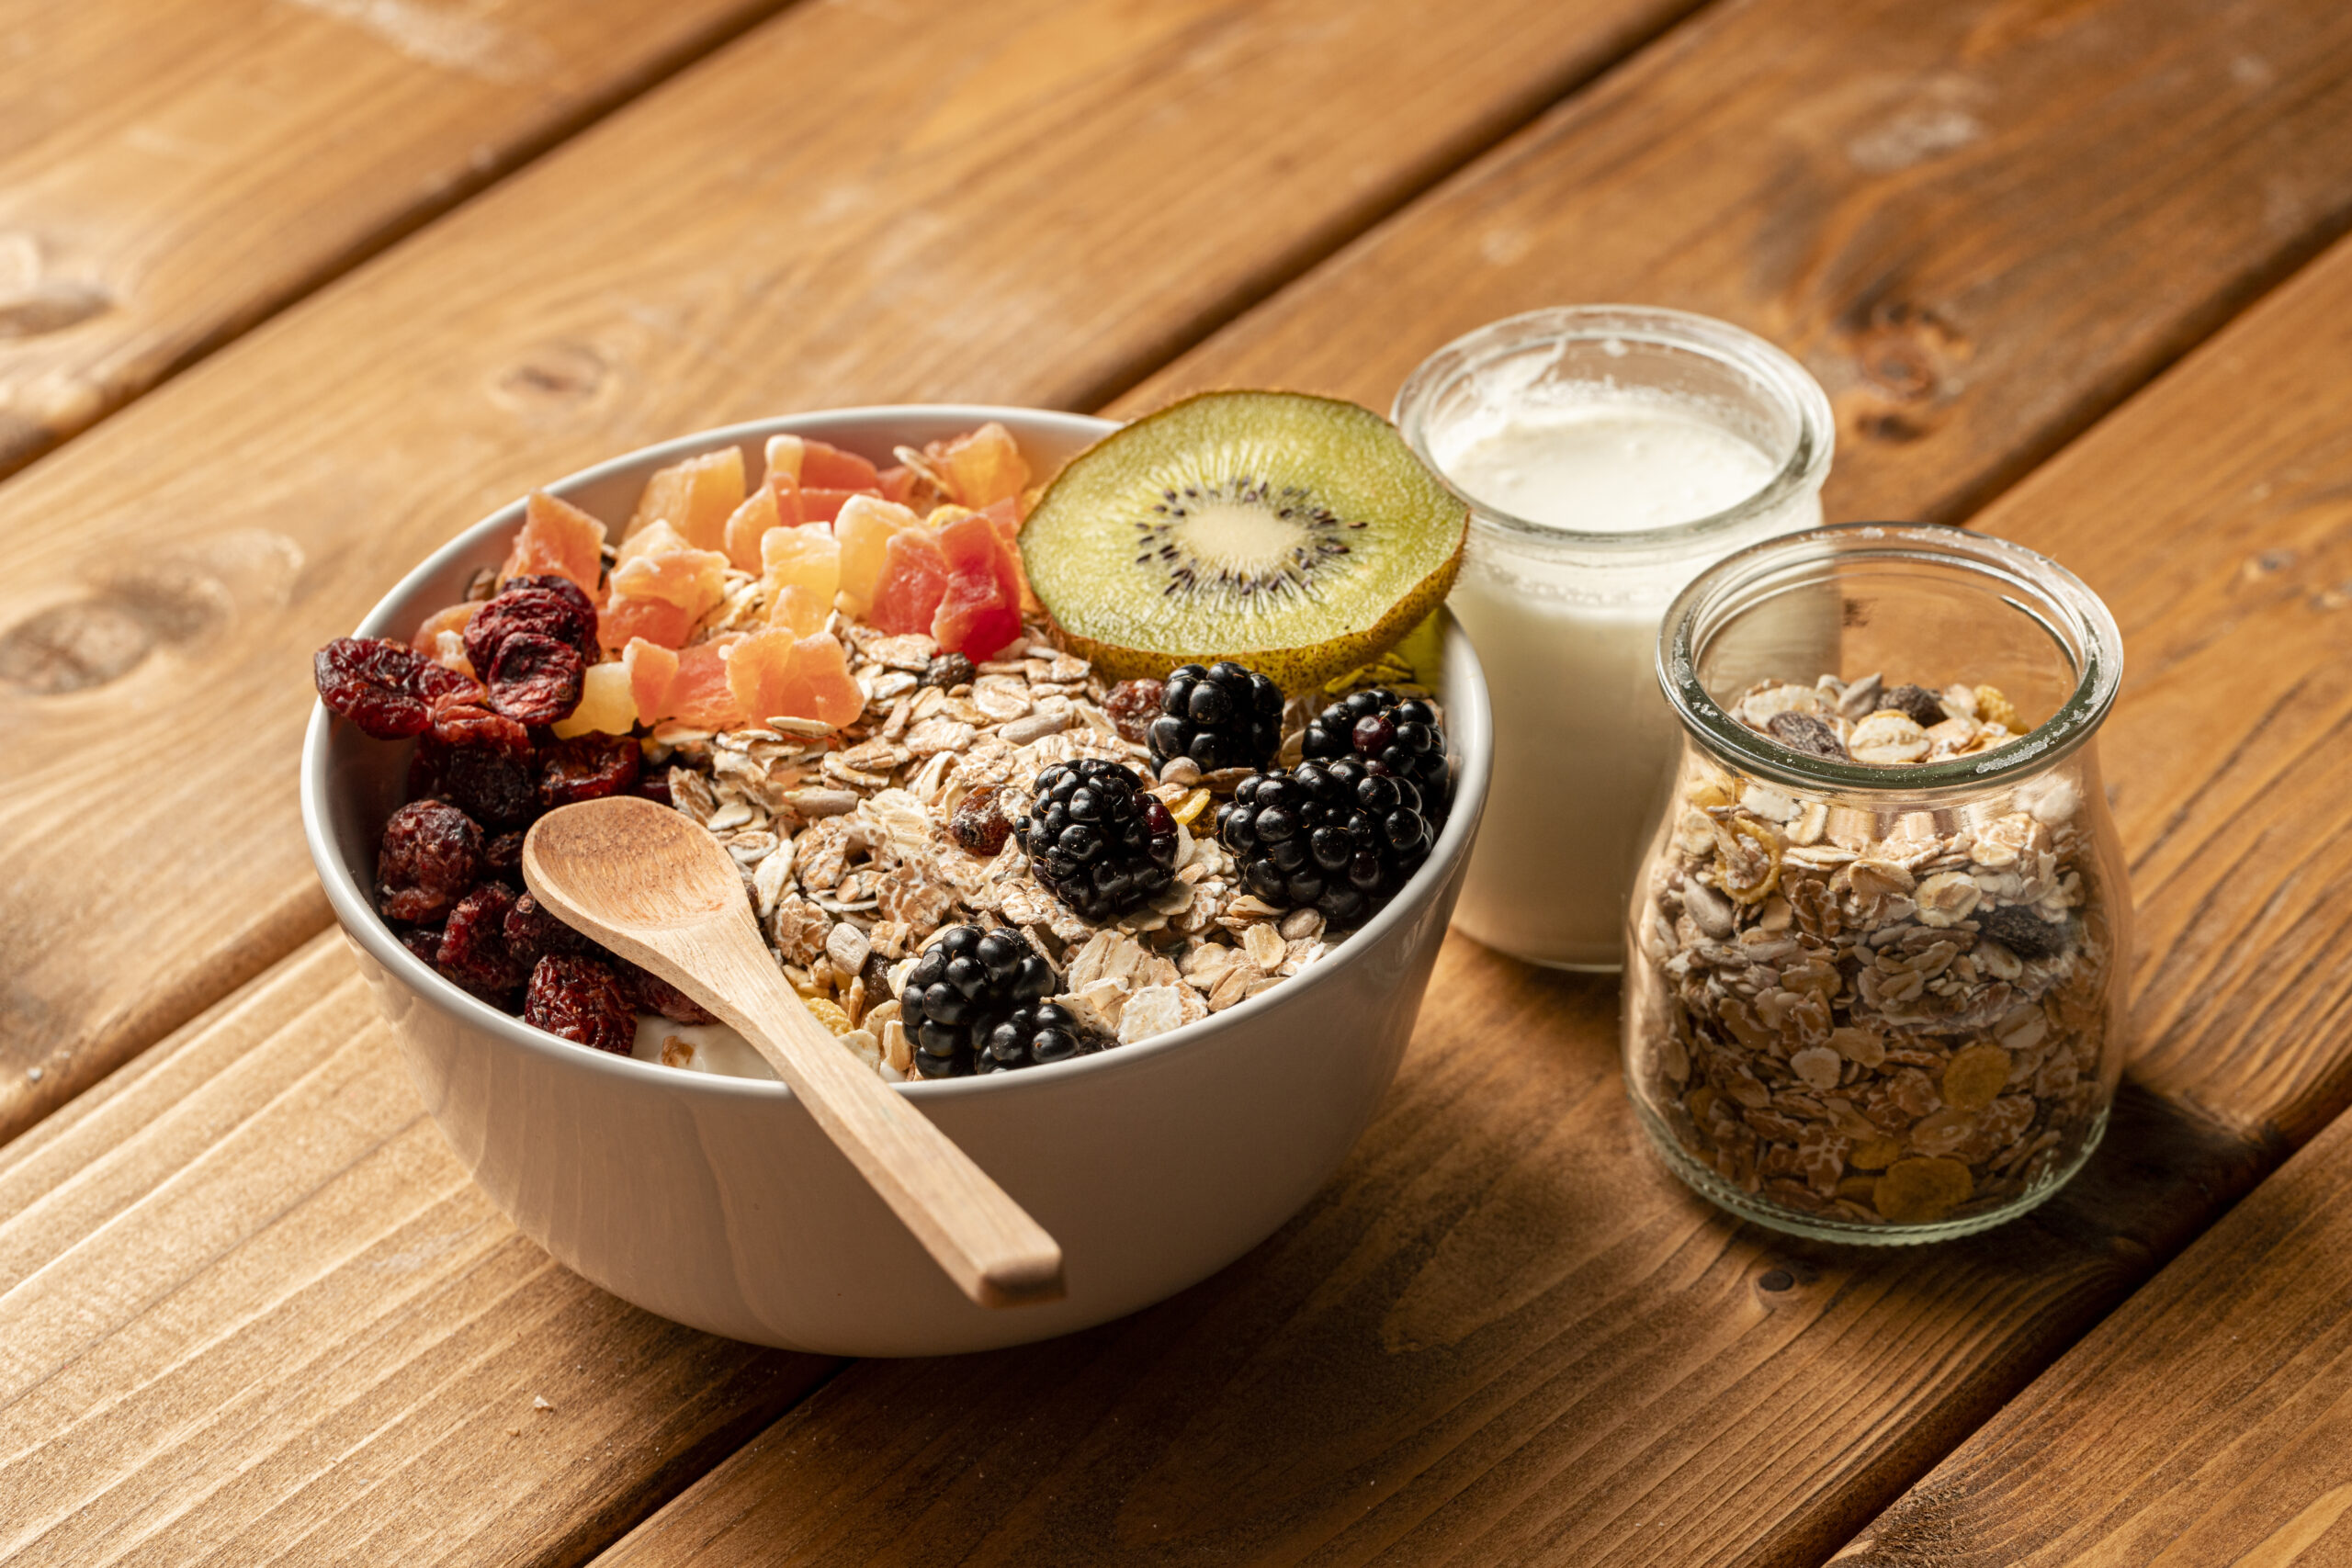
[1021,390,1467,690]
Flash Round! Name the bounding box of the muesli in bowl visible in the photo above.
[301,401,1488,1355]
[311,397,1466,1088]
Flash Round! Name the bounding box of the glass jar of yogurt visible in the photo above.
[1623,523,2131,1243]
[1396,307,1834,970]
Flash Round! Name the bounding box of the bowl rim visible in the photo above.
[300,403,1493,1105]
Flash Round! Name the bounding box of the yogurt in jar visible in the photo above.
[1396,309,1833,970]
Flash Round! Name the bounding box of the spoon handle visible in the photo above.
[639,910,1066,1309]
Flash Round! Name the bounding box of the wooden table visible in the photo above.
[5,0,2352,1561]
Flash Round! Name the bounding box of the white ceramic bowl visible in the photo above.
[301,406,1491,1356]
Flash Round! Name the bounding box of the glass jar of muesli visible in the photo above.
[1623,523,2130,1243]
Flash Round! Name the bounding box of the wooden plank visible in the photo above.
[1832,1109,2352,1566]
[0,0,1701,1145]
[0,0,793,479]
[1820,231,2352,1568]
[0,933,833,1567]
[590,3,2352,1561]
[1119,0,2352,530]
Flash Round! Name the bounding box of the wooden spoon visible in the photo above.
[522,795,1065,1309]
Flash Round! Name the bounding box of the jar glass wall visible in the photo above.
[1396,307,1833,972]
[1624,524,2131,1243]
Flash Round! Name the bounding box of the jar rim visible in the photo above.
[1657,522,2125,794]
[1392,305,1835,556]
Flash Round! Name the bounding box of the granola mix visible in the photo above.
[315,423,1449,1084]
[1627,673,2121,1230]
[655,626,1436,1082]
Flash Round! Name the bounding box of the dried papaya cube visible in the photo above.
[501,491,607,598]
[627,447,744,555]
[552,660,639,739]
[832,494,918,617]
[760,525,841,637]
[721,484,780,574]
[922,422,1029,508]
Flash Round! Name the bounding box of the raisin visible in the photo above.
[482,829,526,883]
[616,960,715,1025]
[437,882,528,1000]
[464,586,597,674]
[1878,683,1948,728]
[920,652,976,691]
[1979,905,2069,961]
[524,953,637,1055]
[538,732,641,809]
[1102,679,1165,745]
[504,891,593,964]
[1766,711,1848,761]
[948,782,1012,854]
[439,739,538,829]
[429,700,532,755]
[485,632,584,725]
[314,636,483,739]
[377,799,482,923]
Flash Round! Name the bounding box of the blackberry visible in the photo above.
[1299,687,1451,809]
[1147,661,1284,773]
[977,1002,1111,1074]
[1013,758,1178,922]
[1217,753,1438,928]
[899,925,1060,1078]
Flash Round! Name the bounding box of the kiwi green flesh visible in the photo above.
[1021,390,1467,692]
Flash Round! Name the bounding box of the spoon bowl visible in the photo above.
[523,795,1066,1310]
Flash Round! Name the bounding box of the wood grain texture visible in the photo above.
[0,0,1699,1145]
[0,933,832,1567]
[592,5,2352,1560]
[1818,228,2352,1568]
[0,0,793,478]
[523,797,1064,1307]
[594,947,2256,1568]
[1121,0,2352,535]
[1834,1098,2352,1567]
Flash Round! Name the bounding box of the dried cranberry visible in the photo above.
[429,700,532,755]
[315,637,483,739]
[504,891,592,964]
[486,632,584,725]
[502,574,598,632]
[948,782,1012,855]
[1766,711,1848,761]
[635,770,674,807]
[616,960,715,1025]
[524,953,636,1055]
[464,586,597,673]
[396,924,446,965]
[538,732,640,809]
[407,736,448,801]
[437,883,529,999]
[440,739,538,829]
[377,799,482,923]
[482,829,526,883]
[1102,679,1164,745]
